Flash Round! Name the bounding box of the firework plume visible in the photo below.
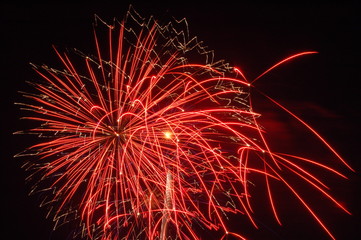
[16,6,352,240]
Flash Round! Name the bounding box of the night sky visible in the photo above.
[1,2,360,240]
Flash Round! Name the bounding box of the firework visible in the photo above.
[16,6,352,240]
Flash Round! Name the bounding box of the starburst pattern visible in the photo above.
[16,7,352,240]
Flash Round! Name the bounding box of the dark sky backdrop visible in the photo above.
[1,2,360,240]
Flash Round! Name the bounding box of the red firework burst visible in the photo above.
[16,7,353,240]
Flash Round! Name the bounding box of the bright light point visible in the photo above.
[137,212,140,216]
[163,131,172,139]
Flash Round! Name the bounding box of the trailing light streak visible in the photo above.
[15,6,352,240]
[251,51,319,84]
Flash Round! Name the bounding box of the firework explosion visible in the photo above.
[16,7,353,240]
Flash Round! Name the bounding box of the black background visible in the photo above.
[1,2,360,239]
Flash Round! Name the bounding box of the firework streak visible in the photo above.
[16,7,352,240]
